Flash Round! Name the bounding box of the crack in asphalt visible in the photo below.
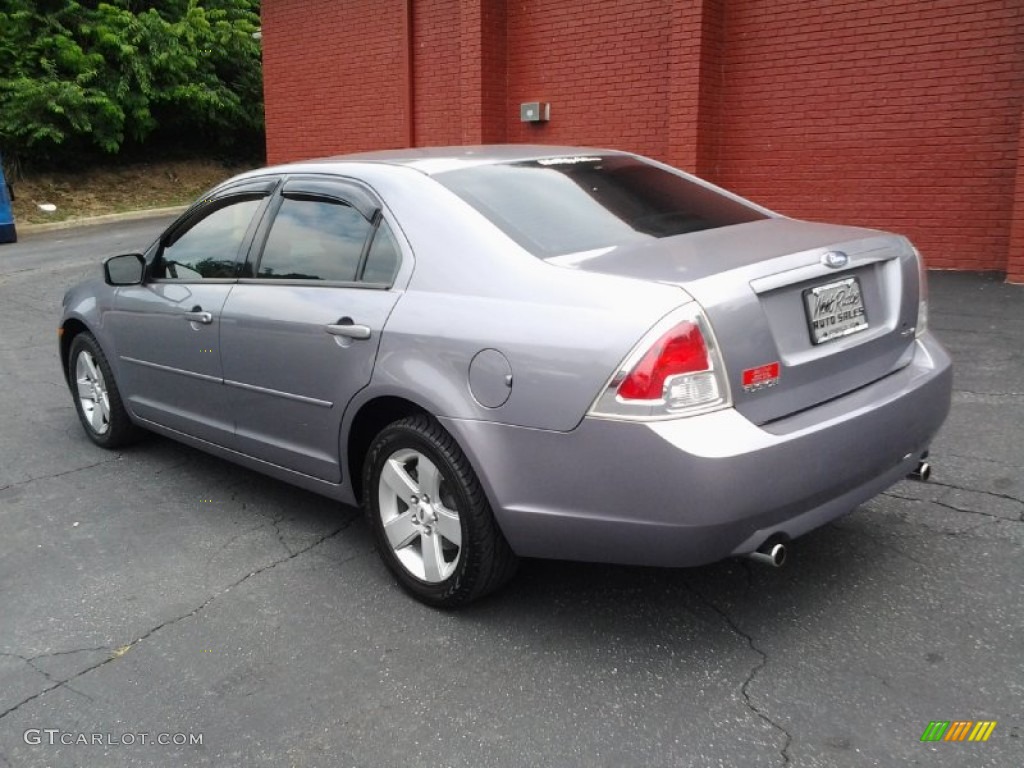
[883,490,1023,525]
[3,455,123,490]
[0,511,360,724]
[271,513,295,556]
[204,520,276,568]
[925,479,1024,512]
[686,589,792,766]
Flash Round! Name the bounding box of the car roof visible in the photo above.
[262,145,632,176]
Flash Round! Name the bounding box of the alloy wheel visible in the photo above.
[377,448,462,583]
[75,350,111,435]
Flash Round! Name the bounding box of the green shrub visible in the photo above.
[0,0,264,167]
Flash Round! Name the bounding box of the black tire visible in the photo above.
[67,332,141,449]
[363,415,518,607]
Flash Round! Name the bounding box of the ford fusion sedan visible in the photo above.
[60,146,952,606]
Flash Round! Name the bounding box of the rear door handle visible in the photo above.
[326,318,371,340]
[184,306,213,324]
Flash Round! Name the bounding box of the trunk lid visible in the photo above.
[548,217,920,425]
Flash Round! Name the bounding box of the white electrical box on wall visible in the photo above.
[520,102,550,122]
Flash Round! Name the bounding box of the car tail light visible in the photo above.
[913,246,929,338]
[590,303,731,420]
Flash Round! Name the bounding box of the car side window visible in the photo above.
[257,196,372,281]
[156,197,263,279]
[360,220,401,284]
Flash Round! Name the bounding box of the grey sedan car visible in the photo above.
[60,146,952,606]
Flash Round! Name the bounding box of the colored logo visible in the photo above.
[920,721,996,742]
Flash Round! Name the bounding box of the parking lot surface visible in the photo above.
[1,220,1021,767]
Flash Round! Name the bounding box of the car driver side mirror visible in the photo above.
[103,253,145,286]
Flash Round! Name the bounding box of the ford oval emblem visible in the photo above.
[822,251,849,269]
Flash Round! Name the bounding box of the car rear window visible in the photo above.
[434,155,769,258]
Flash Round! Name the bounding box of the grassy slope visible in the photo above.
[9,159,256,225]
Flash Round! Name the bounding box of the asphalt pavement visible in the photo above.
[0,220,1021,767]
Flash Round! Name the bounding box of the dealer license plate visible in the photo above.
[803,276,868,345]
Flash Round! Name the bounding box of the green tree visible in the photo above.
[0,0,263,166]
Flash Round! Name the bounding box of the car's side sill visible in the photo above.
[135,416,354,505]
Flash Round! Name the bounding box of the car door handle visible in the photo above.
[325,319,371,340]
[184,307,213,324]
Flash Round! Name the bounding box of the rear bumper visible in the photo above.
[441,333,952,567]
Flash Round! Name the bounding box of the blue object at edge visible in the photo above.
[0,152,17,244]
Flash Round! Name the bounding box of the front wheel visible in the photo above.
[68,332,140,448]
[363,415,518,607]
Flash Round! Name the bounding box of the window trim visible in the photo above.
[356,216,401,284]
[149,187,275,283]
[251,194,372,283]
[235,277,394,290]
[244,176,402,288]
[280,177,380,220]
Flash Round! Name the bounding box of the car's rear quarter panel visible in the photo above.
[358,165,691,432]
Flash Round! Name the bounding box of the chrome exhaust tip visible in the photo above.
[746,542,787,568]
[909,460,931,482]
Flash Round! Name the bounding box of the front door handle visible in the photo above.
[184,306,213,324]
[326,318,371,340]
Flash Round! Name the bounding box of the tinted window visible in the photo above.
[435,156,769,257]
[361,220,401,284]
[257,197,372,281]
[158,197,262,279]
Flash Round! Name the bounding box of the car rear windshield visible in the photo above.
[434,155,769,258]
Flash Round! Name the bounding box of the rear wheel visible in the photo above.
[363,415,517,607]
[68,332,140,448]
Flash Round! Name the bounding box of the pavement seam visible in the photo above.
[686,588,793,766]
[883,490,1024,525]
[271,513,296,556]
[205,519,276,568]
[2,454,123,491]
[0,512,361,724]
[925,479,1024,509]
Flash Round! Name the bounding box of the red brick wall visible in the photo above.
[262,0,1024,276]
[412,0,461,146]
[459,0,508,143]
[1008,98,1024,284]
[261,0,409,163]
[713,0,1024,272]
[504,0,676,159]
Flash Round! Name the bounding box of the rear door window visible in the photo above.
[257,197,372,281]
